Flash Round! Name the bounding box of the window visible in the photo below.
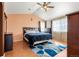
[52,16,67,32]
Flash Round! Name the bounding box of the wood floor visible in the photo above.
[5,40,37,57]
[5,39,67,57]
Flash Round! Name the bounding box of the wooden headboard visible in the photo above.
[23,27,39,40]
[23,27,38,30]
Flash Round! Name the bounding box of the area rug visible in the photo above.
[32,40,67,57]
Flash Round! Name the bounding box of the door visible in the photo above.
[0,2,4,56]
[40,21,45,32]
[67,12,79,57]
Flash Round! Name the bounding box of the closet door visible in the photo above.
[0,2,4,56]
[67,12,79,57]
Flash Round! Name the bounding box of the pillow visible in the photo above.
[26,30,35,33]
[26,30,40,33]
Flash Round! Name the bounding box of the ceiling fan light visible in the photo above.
[44,6,47,9]
[43,6,47,11]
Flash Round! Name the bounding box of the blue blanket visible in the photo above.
[25,32,52,47]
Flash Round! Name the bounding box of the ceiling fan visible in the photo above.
[37,2,54,11]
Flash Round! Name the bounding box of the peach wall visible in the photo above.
[7,14,41,37]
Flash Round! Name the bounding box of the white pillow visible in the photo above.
[26,30,35,33]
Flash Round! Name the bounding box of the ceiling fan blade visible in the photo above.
[37,3,42,6]
[47,6,54,8]
[47,2,51,5]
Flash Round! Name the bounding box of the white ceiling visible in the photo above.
[4,2,79,20]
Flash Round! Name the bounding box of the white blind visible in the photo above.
[52,16,67,32]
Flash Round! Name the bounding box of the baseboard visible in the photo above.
[1,53,5,57]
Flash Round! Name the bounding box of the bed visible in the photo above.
[23,27,52,48]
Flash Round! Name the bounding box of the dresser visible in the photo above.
[4,33,13,52]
